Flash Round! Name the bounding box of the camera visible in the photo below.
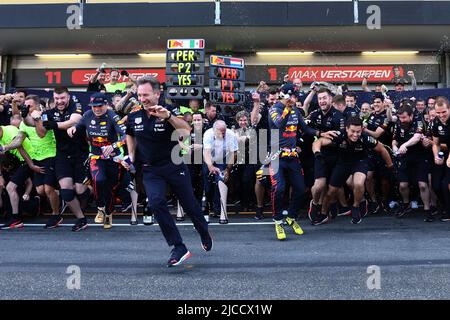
[99,62,107,73]
[20,104,29,118]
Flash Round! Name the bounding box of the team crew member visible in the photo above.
[308,88,345,224]
[4,89,27,120]
[178,111,205,221]
[344,92,359,112]
[250,89,276,220]
[186,111,205,206]
[269,84,334,240]
[105,69,127,93]
[333,95,359,120]
[68,93,126,229]
[422,108,439,221]
[392,105,431,219]
[0,116,42,229]
[313,117,393,224]
[432,96,450,222]
[203,120,238,224]
[413,99,427,124]
[126,76,212,267]
[4,95,61,229]
[363,94,391,214]
[37,87,91,232]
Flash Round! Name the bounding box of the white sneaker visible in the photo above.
[143,215,154,226]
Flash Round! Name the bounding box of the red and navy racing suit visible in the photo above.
[269,102,318,221]
[76,109,126,215]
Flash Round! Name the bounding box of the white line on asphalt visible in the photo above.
[23,222,276,228]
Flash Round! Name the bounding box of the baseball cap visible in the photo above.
[89,92,109,107]
[279,83,297,99]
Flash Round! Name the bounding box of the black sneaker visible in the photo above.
[44,215,63,229]
[201,232,213,252]
[329,203,338,219]
[212,211,220,218]
[71,218,88,232]
[440,213,450,222]
[254,207,264,220]
[33,196,42,217]
[431,206,440,216]
[367,201,378,215]
[312,213,329,226]
[424,210,434,222]
[396,203,412,218]
[167,244,192,267]
[351,207,362,224]
[337,205,351,217]
[0,216,24,230]
[359,200,368,218]
[308,200,321,222]
[374,202,387,215]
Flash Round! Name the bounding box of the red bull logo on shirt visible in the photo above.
[282,125,297,138]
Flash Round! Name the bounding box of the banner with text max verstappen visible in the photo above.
[256,65,440,84]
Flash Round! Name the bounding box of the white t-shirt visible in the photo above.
[203,128,238,164]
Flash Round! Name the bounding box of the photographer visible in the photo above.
[11,90,27,118]
[87,65,107,92]
[0,93,14,126]
[0,90,27,125]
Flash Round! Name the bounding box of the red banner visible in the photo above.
[71,69,165,85]
[288,66,404,83]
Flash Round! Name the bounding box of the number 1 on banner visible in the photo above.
[268,68,277,81]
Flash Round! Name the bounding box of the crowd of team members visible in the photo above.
[0,72,449,239]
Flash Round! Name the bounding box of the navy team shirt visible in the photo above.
[126,105,180,166]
